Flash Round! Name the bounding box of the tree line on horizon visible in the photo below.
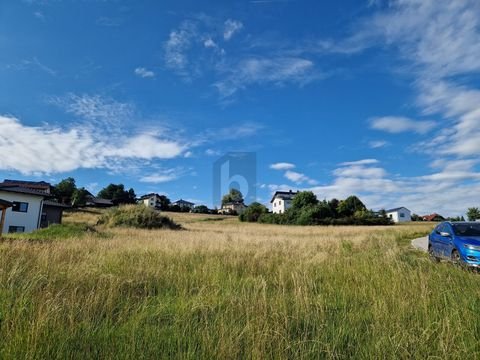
[240,191,393,226]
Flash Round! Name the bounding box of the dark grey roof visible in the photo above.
[0,199,12,208]
[270,190,298,203]
[86,196,114,205]
[386,207,410,213]
[139,193,160,200]
[1,179,52,193]
[0,185,52,198]
[43,200,71,208]
[173,199,195,205]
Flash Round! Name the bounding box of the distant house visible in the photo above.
[218,201,247,215]
[84,191,114,208]
[386,207,412,223]
[422,213,445,222]
[172,199,195,210]
[139,193,164,210]
[0,184,51,234]
[271,190,298,214]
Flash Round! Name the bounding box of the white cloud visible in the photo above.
[214,57,316,98]
[134,67,155,78]
[223,19,243,41]
[0,115,185,175]
[266,157,480,217]
[33,11,45,21]
[140,169,180,184]
[340,159,379,166]
[370,116,436,134]
[369,140,389,148]
[284,171,318,185]
[164,20,197,76]
[270,162,296,170]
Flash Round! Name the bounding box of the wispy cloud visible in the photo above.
[370,116,436,134]
[134,67,155,78]
[270,162,295,170]
[369,140,389,148]
[223,19,243,41]
[214,57,316,98]
[284,170,318,185]
[96,16,123,27]
[140,168,182,184]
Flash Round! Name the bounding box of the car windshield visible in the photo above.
[452,223,480,237]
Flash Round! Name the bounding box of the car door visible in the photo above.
[430,224,444,257]
[441,223,454,256]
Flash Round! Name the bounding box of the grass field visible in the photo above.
[1,209,480,359]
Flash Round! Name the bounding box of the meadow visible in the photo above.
[1,209,480,359]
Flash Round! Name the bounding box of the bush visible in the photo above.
[97,205,181,230]
[239,202,268,222]
[4,223,96,241]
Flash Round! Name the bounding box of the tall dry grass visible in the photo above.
[1,210,479,359]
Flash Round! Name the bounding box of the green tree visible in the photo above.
[222,189,244,205]
[328,198,340,218]
[54,177,77,204]
[239,202,268,222]
[192,205,210,214]
[337,196,366,217]
[98,184,136,205]
[72,187,90,207]
[467,207,480,221]
[156,195,171,210]
[292,191,318,210]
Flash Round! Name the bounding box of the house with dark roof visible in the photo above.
[422,213,445,222]
[0,184,51,233]
[385,207,412,223]
[0,180,70,233]
[270,190,298,214]
[172,199,195,210]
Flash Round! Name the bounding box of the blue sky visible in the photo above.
[1,0,480,216]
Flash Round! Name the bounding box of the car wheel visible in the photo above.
[428,246,440,263]
[451,249,462,266]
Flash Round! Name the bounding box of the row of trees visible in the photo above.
[240,191,393,226]
[53,178,136,206]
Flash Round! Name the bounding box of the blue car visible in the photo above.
[429,222,480,267]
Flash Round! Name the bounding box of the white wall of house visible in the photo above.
[142,196,156,208]
[386,208,411,223]
[271,198,292,214]
[0,191,43,234]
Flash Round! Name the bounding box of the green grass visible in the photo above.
[3,223,97,241]
[1,216,479,359]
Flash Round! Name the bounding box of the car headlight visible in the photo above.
[464,244,480,251]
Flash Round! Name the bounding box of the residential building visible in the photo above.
[139,193,164,210]
[386,207,412,223]
[0,185,50,234]
[172,199,195,210]
[270,190,298,214]
[421,213,445,222]
[218,201,247,215]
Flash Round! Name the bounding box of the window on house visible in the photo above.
[41,212,47,221]
[400,213,405,218]
[8,226,25,233]
[12,202,28,213]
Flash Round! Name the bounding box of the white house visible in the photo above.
[139,193,164,210]
[0,186,48,234]
[218,201,247,215]
[271,190,298,214]
[386,207,412,223]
